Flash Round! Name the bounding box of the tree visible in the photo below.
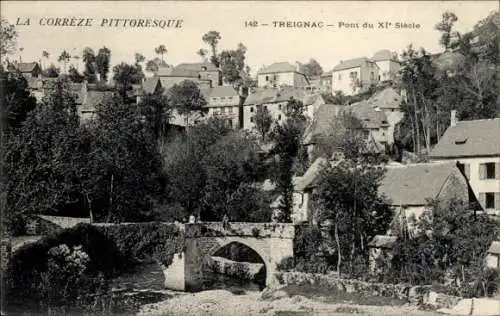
[168,80,207,126]
[314,160,392,277]
[298,58,323,78]
[135,53,146,64]
[254,106,273,141]
[58,50,71,73]
[95,47,111,82]
[43,64,60,78]
[146,57,167,74]
[68,65,85,83]
[271,99,308,222]
[0,17,17,55]
[42,50,50,69]
[435,11,460,51]
[138,88,172,141]
[155,45,168,62]
[112,62,144,94]
[218,43,249,85]
[1,70,37,130]
[196,48,208,61]
[82,47,97,83]
[202,31,221,67]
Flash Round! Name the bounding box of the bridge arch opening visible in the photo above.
[202,241,267,291]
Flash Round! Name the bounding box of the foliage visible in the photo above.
[145,57,168,74]
[138,89,172,141]
[253,105,273,141]
[42,64,60,77]
[390,198,498,290]
[435,12,460,50]
[82,47,97,83]
[112,62,144,93]
[68,65,84,83]
[95,46,111,82]
[1,70,37,130]
[202,30,221,66]
[298,58,323,78]
[218,43,250,86]
[155,44,168,62]
[270,99,308,222]
[58,50,71,73]
[314,160,392,277]
[168,80,207,116]
[0,17,18,55]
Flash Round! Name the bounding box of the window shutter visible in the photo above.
[464,163,470,180]
[495,193,500,210]
[496,163,500,179]
[479,193,486,209]
[479,164,486,180]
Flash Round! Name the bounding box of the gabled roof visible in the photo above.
[175,62,218,72]
[372,50,395,62]
[258,62,298,75]
[208,86,239,98]
[429,118,500,158]
[379,162,463,206]
[244,87,319,106]
[83,90,113,106]
[333,57,371,72]
[349,101,389,129]
[142,77,161,94]
[303,103,344,145]
[367,87,402,110]
[12,62,40,73]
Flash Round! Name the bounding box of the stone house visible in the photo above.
[371,50,401,82]
[155,62,221,90]
[7,61,42,80]
[257,62,309,88]
[486,241,500,270]
[365,86,404,145]
[306,71,333,93]
[243,86,324,130]
[379,161,479,235]
[331,57,379,96]
[429,116,500,215]
[348,100,391,147]
[203,86,241,129]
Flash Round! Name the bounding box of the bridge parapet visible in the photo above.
[184,222,294,239]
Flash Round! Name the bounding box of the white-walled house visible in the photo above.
[203,86,240,129]
[371,50,401,82]
[429,116,500,214]
[379,161,477,235]
[365,87,404,145]
[243,87,324,130]
[257,62,309,88]
[331,57,379,95]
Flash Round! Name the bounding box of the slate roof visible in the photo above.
[367,235,398,249]
[208,86,239,98]
[303,103,344,145]
[349,101,389,129]
[379,162,461,206]
[13,62,40,73]
[488,241,500,255]
[372,50,395,62]
[244,87,319,106]
[333,57,371,71]
[36,215,90,228]
[142,77,161,94]
[367,87,402,110]
[84,90,113,106]
[175,62,218,72]
[258,62,298,75]
[429,118,500,158]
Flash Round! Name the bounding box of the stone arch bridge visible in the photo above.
[164,222,295,291]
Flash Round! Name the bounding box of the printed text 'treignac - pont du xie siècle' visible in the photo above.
[243,20,421,29]
[15,17,184,29]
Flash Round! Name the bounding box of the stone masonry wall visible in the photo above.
[274,271,462,309]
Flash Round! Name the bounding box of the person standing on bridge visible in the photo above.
[222,213,229,230]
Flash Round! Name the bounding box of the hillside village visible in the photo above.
[1,8,500,316]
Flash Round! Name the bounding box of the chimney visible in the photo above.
[450,110,458,127]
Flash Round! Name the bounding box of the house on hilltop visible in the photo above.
[257,62,309,88]
[371,49,401,82]
[331,57,379,96]
[429,116,500,214]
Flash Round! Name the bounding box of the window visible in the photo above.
[278,114,281,121]
[221,107,226,114]
[228,120,233,128]
[480,163,497,179]
[250,117,254,123]
[486,193,495,209]
[264,105,268,110]
[278,104,282,110]
[221,97,226,100]
[228,107,233,114]
[370,72,375,80]
[250,107,254,113]
[265,76,269,81]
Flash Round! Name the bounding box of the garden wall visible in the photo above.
[274,271,462,309]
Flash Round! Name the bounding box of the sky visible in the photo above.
[2,1,498,76]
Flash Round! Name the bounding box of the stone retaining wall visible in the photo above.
[274,271,462,309]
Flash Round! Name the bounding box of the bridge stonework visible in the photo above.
[164,222,295,292]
